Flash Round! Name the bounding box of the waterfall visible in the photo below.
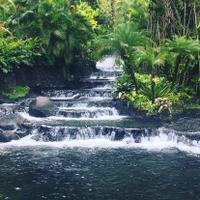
[1,56,200,156]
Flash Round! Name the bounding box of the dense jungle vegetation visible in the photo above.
[0,0,200,116]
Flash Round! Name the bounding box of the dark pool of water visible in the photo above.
[0,148,200,200]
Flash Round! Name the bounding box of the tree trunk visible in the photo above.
[122,53,139,94]
[124,64,138,94]
[131,72,138,94]
[180,58,190,85]
[193,0,200,98]
[111,0,116,24]
[151,69,155,103]
[172,54,182,85]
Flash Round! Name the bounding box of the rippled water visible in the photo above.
[0,148,200,200]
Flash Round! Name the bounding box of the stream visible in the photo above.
[0,57,200,200]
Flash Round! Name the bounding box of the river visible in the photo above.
[0,57,200,200]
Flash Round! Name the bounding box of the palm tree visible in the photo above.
[135,47,166,103]
[165,36,200,85]
[96,22,149,93]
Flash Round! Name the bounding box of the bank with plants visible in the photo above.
[0,0,103,99]
[94,0,200,117]
[0,0,200,118]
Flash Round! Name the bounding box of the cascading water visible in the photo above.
[1,56,200,200]
[1,56,200,155]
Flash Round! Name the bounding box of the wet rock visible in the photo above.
[114,129,126,140]
[0,103,16,116]
[0,130,20,142]
[166,117,200,132]
[0,113,32,142]
[32,126,65,142]
[0,123,15,131]
[29,96,57,117]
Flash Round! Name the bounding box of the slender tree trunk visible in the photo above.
[111,0,116,24]
[125,63,138,94]
[183,0,187,35]
[121,52,138,94]
[151,66,155,103]
[172,54,182,85]
[131,71,138,94]
[181,59,190,86]
[193,0,200,98]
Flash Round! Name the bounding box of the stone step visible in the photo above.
[57,107,119,118]
[31,125,154,142]
[42,89,114,100]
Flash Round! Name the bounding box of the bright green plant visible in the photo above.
[116,0,149,27]
[136,74,174,99]
[1,85,30,100]
[0,32,39,73]
[77,2,99,29]
[0,0,16,21]
[5,0,94,79]
[121,91,157,115]
[94,22,149,92]
[115,74,135,93]
[116,73,187,115]
[165,36,200,85]
[135,47,167,102]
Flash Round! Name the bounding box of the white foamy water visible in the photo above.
[18,112,126,122]
[93,85,112,90]
[51,94,80,100]
[87,97,113,101]
[1,131,200,155]
[96,56,122,72]
[2,56,199,157]
[59,106,118,113]
[89,75,116,81]
[48,116,127,121]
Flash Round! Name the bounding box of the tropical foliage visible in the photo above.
[0,0,97,80]
[1,85,30,100]
[0,31,39,73]
[0,0,199,116]
[95,0,200,116]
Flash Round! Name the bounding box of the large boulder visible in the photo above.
[0,113,32,142]
[29,96,57,117]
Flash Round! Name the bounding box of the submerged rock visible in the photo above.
[29,96,57,117]
[0,103,17,117]
[0,113,32,142]
[0,130,20,142]
[166,117,200,132]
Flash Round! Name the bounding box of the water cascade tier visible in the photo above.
[0,57,200,155]
[1,57,200,200]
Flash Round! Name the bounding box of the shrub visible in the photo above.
[77,2,99,29]
[0,34,39,73]
[116,73,192,115]
[1,86,30,100]
[7,0,94,67]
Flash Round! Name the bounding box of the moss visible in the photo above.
[0,86,30,100]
